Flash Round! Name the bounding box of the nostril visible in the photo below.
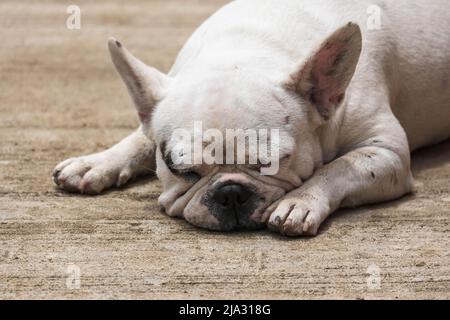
[236,186,252,205]
[213,188,229,206]
[212,184,253,208]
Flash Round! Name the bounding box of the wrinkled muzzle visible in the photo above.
[180,173,286,231]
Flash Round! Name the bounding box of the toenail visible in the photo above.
[274,216,282,226]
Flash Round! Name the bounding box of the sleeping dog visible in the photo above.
[53,0,450,236]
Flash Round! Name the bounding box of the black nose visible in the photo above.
[209,183,263,231]
[212,184,253,209]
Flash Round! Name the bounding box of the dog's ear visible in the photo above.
[284,23,362,120]
[108,37,170,123]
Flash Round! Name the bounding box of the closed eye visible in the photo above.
[160,144,200,182]
[162,153,201,182]
[176,170,201,183]
[246,154,291,172]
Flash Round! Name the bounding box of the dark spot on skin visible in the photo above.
[284,116,290,125]
[373,140,381,144]
[371,171,376,179]
[115,40,122,48]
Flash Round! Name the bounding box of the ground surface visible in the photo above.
[0,0,449,300]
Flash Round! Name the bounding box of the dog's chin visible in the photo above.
[182,194,269,232]
[183,207,267,232]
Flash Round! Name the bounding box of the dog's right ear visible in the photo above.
[108,37,171,123]
[283,23,362,120]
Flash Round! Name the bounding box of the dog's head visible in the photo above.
[108,23,361,231]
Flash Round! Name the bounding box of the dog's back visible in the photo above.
[172,0,450,150]
[379,0,450,149]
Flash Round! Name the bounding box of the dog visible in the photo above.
[53,0,450,236]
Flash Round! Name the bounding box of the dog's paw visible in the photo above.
[52,152,135,195]
[265,193,331,237]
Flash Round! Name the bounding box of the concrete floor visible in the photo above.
[0,0,449,299]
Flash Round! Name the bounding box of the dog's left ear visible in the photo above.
[108,37,171,123]
[284,23,362,120]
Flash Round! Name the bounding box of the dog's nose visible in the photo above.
[212,184,253,209]
[209,183,263,231]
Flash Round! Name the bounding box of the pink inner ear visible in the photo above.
[310,42,346,108]
[138,111,151,122]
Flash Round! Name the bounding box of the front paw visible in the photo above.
[52,152,134,195]
[266,193,331,237]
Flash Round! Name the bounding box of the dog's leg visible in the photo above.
[53,38,171,195]
[265,127,414,236]
[53,127,155,194]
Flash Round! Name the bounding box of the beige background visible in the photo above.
[0,0,449,299]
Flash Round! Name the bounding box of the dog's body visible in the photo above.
[53,0,450,236]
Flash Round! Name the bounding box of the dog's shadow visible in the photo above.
[317,139,450,236]
[410,139,450,174]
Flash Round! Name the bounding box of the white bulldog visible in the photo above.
[53,0,450,236]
